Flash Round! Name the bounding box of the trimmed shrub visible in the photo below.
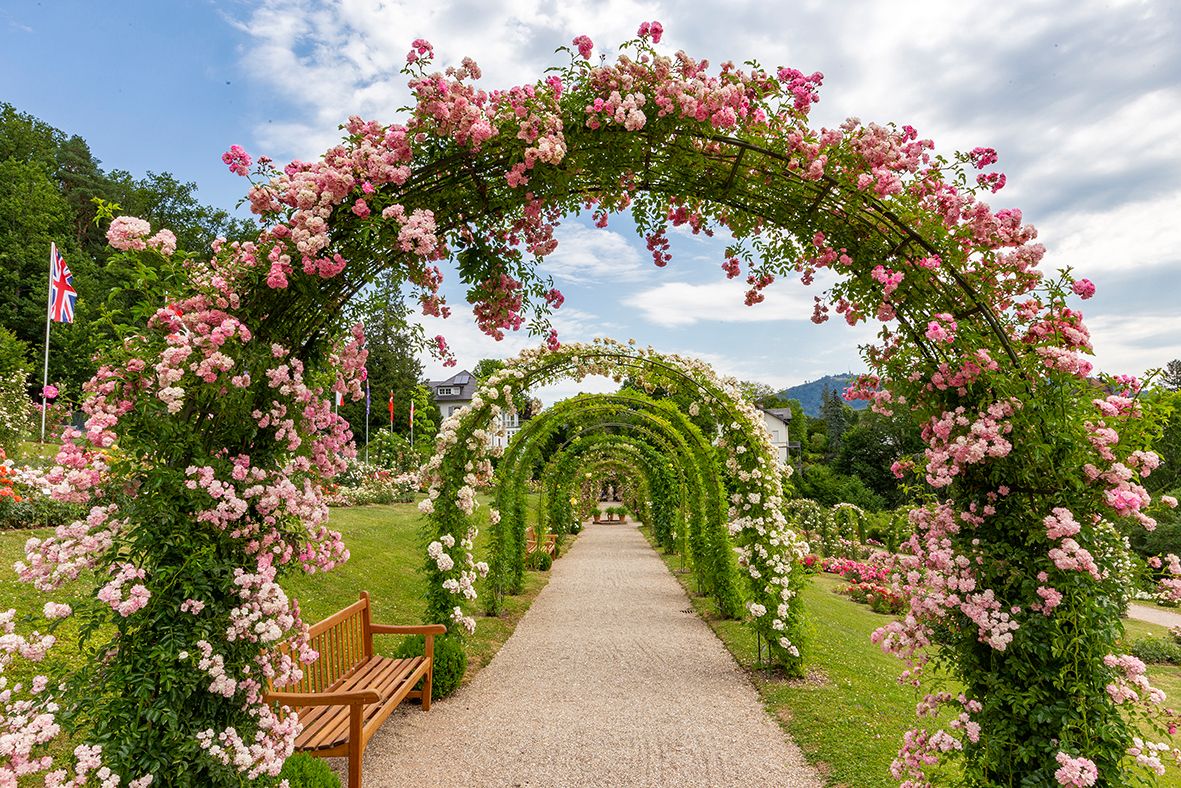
[395,633,467,700]
[0,493,85,531]
[1127,636,1181,665]
[278,752,341,787]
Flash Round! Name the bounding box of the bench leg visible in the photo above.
[348,743,362,788]
[348,704,363,788]
[423,634,434,712]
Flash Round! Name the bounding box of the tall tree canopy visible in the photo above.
[0,103,255,396]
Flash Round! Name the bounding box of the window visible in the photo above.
[771,429,780,442]
[437,386,454,396]
[448,405,460,416]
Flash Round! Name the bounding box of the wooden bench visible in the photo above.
[264,591,446,788]
[525,528,557,556]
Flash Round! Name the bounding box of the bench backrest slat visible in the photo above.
[269,593,370,694]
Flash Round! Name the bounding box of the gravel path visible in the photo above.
[1127,603,1181,629]
[359,520,822,787]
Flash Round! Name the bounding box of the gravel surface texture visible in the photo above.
[356,520,822,787]
[1127,603,1181,629]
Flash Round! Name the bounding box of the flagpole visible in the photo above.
[39,243,53,443]
[364,379,370,464]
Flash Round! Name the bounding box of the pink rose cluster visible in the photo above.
[922,400,1017,488]
[1071,278,1096,299]
[221,144,252,176]
[97,562,151,617]
[1054,752,1098,786]
[106,215,177,256]
[636,21,663,42]
[924,313,958,344]
[572,34,593,60]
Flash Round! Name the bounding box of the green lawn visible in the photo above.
[5,440,60,463]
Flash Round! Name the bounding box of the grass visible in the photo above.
[0,496,557,782]
[283,497,552,675]
[5,440,60,463]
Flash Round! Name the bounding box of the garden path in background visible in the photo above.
[359,519,822,787]
[1127,603,1181,629]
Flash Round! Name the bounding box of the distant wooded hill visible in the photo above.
[778,374,868,417]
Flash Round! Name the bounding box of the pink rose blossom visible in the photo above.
[573,35,593,60]
[1054,752,1098,786]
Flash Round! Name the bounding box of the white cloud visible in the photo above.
[623,278,821,327]
[1086,313,1181,376]
[1038,192,1181,275]
[541,223,647,284]
[228,0,661,159]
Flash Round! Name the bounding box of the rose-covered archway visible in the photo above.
[483,390,741,617]
[4,23,1176,788]
[418,345,804,665]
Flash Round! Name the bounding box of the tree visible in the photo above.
[819,385,854,461]
[794,463,885,510]
[1163,359,1181,391]
[1145,388,1181,495]
[337,280,427,449]
[736,379,783,408]
[835,409,923,507]
[0,159,74,354]
[1,103,258,397]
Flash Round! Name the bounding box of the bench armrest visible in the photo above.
[265,689,380,707]
[370,624,447,636]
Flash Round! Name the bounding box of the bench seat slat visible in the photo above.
[293,656,427,751]
[293,656,407,743]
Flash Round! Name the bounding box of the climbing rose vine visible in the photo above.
[2,216,367,785]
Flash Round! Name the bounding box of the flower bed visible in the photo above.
[822,555,890,585]
[0,450,85,530]
[323,468,419,507]
[845,581,908,615]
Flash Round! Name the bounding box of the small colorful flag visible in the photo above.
[388,391,395,426]
[48,243,77,323]
[335,390,343,407]
[409,400,415,427]
[365,380,370,415]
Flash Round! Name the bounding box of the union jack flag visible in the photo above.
[48,243,77,323]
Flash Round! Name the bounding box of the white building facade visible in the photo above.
[428,369,529,448]
[760,407,793,466]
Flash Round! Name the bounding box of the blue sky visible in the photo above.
[3,1,1179,402]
